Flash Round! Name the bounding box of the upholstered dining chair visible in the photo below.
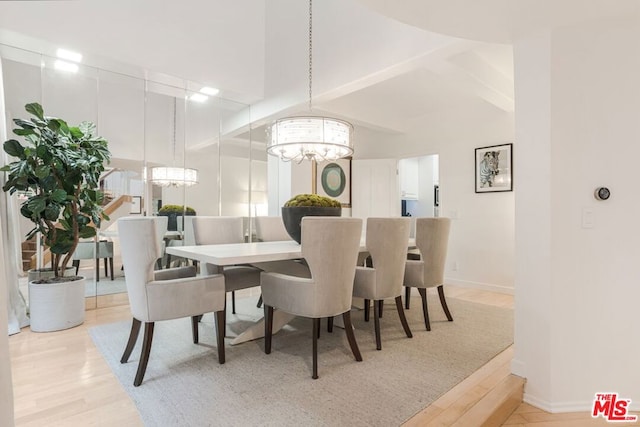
[118,217,226,386]
[261,217,363,379]
[253,216,310,308]
[254,216,290,242]
[403,217,452,331]
[352,217,412,350]
[191,216,262,314]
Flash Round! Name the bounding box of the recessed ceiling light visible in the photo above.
[56,48,82,63]
[200,86,219,96]
[54,60,79,73]
[189,93,208,103]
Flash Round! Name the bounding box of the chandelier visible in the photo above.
[150,97,199,186]
[150,166,198,187]
[267,0,353,163]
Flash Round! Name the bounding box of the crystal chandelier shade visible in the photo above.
[268,117,353,162]
[150,166,198,187]
[267,0,354,163]
[149,96,199,187]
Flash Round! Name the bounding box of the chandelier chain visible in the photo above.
[308,0,313,112]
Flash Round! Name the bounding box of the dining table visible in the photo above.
[166,238,415,345]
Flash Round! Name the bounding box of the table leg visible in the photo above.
[229,310,296,346]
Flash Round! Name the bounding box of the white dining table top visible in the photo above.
[165,238,415,266]
[166,240,305,266]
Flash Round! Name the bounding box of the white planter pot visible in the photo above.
[29,277,86,332]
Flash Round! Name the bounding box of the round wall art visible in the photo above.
[321,162,346,197]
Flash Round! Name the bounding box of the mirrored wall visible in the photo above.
[0,43,267,308]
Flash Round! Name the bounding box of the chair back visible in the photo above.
[118,217,166,320]
[301,217,362,315]
[366,217,411,298]
[415,217,451,287]
[254,216,291,242]
[192,216,244,245]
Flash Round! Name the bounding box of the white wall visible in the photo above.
[357,104,515,292]
[513,20,640,411]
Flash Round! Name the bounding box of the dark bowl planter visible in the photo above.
[281,206,342,244]
[158,211,196,231]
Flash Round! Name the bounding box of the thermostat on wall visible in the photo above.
[594,187,610,201]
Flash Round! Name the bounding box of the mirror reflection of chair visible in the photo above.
[261,217,363,379]
[191,216,262,315]
[403,217,453,331]
[72,240,115,281]
[118,217,226,386]
[352,217,412,350]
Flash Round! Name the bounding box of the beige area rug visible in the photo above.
[90,295,513,427]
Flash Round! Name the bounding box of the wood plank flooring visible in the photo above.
[9,285,619,426]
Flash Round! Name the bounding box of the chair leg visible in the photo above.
[327,316,334,333]
[109,257,114,280]
[191,316,199,343]
[395,296,413,338]
[342,310,363,362]
[264,305,273,354]
[73,259,80,276]
[378,300,384,317]
[215,309,226,364]
[405,286,411,309]
[418,288,431,331]
[364,299,370,322]
[438,285,453,321]
[104,257,108,278]
[312,318,320,379]
[134,322,154,387]
[373,300,382,350]
[231,291,236,314]
[256,294,263,308]
[120,318,141,363]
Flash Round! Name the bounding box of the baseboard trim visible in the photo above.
[445,278,514,295]
[524,395,640,413]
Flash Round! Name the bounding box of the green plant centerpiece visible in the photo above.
[281,193,342,243]
[157,204,196,231]
[1,103,111,331]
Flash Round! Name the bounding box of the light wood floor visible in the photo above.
[9,285,622,426]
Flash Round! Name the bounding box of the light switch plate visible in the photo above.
[582,208,595,229]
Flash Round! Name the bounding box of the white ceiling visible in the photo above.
[0,0,518,144]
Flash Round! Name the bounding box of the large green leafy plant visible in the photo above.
[1,103,111,279]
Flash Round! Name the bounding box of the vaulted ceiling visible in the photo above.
[0,0,516,147]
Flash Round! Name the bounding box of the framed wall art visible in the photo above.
[475,143,513,193]
[130,196,142,214]
[312,158,351,206]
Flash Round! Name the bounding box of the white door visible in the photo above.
[352,159,400,219]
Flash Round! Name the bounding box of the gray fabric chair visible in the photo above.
[118,217,226,386]
[261,217,363,379]
[254,216,290,242]
[191,216,262,314]
[403,217,453,331]
[252,216,311,309]
[353,217,412,350]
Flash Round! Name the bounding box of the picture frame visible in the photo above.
[475,143,513,193]
[312,158,351,207]
[130,195,142,214]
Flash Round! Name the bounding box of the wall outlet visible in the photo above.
[452,261,458,271]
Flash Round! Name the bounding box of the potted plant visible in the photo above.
[1,103,111,332]
[157,204,196,231]
[281,193,342,243]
